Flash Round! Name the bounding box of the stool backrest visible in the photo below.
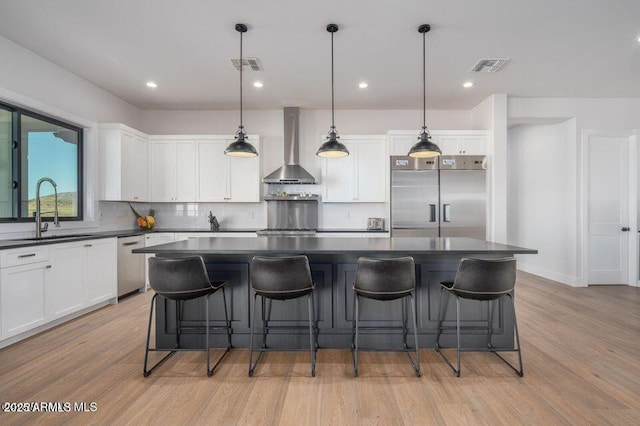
[354,257,415,293]
[251,255,313,293]
[452,257,516,295]
[148,256,212,296]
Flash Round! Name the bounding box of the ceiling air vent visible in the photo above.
[230,57,263,72]
[470,58,510,73]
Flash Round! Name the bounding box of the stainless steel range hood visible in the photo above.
[263,107,316,184]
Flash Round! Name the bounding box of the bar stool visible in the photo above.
[352,257,421,377]
[143,256,232,377]
[435,257,523,377]
[249,255,317,377]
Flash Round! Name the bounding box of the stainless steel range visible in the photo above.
[257,193,319,236]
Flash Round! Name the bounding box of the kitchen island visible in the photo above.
[134,237,536,349]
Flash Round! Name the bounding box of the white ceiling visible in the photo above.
[0,0,638,111]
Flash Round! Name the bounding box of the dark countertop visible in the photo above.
[317,229,389,233]
[0,228,259,250]
[133,236,537,256]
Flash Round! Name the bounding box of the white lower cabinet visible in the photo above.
[1,261,48,339]
[0,238,117,343]
[144,233,176,287]
[85,239,117,304]
[48,243,85,319]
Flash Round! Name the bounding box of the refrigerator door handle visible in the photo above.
[443,204,451,222]
[429,204,437,222]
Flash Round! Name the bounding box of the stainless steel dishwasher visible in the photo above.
[117,235,145,297]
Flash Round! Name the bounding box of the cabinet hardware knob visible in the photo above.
[621,227,631,232]
[45,265,52,269]
[84,244,92,248]
[18,253,37,258]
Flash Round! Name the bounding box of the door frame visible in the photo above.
[579,129,639,286]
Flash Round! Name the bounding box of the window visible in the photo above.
[0,102,83,221]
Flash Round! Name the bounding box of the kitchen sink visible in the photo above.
[13,234,95,241]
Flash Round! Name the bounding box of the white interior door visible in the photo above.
[587,135,630,284]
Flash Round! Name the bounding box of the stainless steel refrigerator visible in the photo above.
[391,155,487,239]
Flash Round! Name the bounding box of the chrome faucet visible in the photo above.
[35,177,60,238]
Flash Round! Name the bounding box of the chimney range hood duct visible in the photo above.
[263,107,316,184]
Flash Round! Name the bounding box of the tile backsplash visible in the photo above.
[99,201,388,230]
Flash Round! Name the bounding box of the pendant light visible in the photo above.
[316,23,349,158]
[225,23,258,157]
[408,24,441,158]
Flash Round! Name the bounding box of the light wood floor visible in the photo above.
[1,272,639,425]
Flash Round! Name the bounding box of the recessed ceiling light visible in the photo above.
[253,81,264,88]
[462,81,474,88]
[146,81,158,88]
[358,82,368,89]
[637,36,640,42]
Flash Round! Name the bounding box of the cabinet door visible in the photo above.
[461,135,486,155]
[150,140,176,202]
[437,135,462,155]
[175,141,197,202]
[389,134,415,156]
[48,243,85,319]
[120,131,137,200]
[228,155,260,202]
[1,262,48,338]
[355,139,386,202]
[133,136,149,201]
[144,233,175,287]
[86,239,117,305]
[121,133,149,201]
[197,140,229,201]
[323,141,355,202]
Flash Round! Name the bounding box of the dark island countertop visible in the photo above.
[133,236,537,256]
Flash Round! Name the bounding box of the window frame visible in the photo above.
[0,100,83,223]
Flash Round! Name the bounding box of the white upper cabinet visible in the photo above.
[436,134,487,155]
[388,131,488,156]
[99,124,149,201]
[149,138,197,202]
[323,136,387,203]
[196,136,260,202]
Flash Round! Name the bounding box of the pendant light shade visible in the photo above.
[225,23,258,157]
[317,23,349,158]
[408,24,441,159]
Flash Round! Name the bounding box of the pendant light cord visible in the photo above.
[240,29,243,129]
[331,30,335,129]
[422,29,426,130]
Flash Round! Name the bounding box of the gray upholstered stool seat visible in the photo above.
[249,255,318,377]
[435,257,523,377]
[352,257,421,377]
[143,256,232,377]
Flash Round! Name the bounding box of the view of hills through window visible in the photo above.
[21,115,79,218]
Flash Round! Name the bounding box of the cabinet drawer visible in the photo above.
[1,246,50,268]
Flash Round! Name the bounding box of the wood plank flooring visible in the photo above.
[0,271,639,425]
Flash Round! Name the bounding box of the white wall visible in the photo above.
[0,35,141,127]
[508,98,640,286]
[0,34,143,238]
[508,120,578,284]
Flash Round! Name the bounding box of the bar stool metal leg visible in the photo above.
[353,294,360,377]
[248,293,261,377]
[409,293,422,377]
[143,295,176,377]
[308,293,316,377]
[455,295,462,377]
[434,287,447,351]
[490,294,524,376]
